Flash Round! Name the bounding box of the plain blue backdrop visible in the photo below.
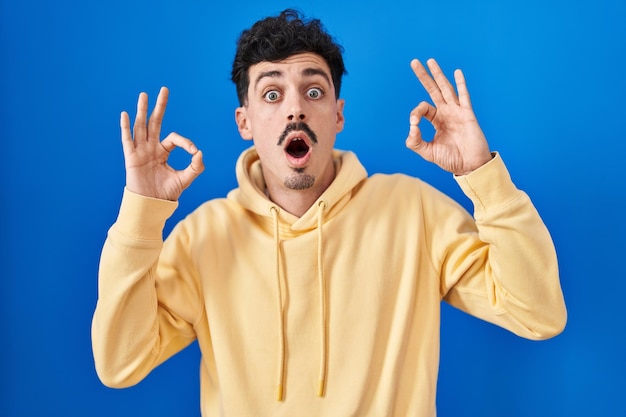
[1,0,625,416]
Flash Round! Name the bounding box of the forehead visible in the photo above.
[249,53,332,87]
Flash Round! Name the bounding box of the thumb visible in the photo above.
[405,123,431,161]
[179,150,205,189]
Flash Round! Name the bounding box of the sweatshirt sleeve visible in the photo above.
[91,189,201,388]
[439,153,567,340]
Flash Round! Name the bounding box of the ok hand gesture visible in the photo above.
[120,87,204,201]
[406,59,492,176]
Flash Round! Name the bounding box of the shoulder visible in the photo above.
[167,197,244,238]
[360,173,443,198]
[184,197,244,223]
[355,173,468,216]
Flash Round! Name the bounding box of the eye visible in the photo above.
[263,90,281,102]
[307,87,323,100]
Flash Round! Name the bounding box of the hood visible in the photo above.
[227,146,368,231]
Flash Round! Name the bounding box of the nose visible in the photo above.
[286,92,306,122]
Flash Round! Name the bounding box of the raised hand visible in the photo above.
[120,87,204,201]
[405,59,492,175]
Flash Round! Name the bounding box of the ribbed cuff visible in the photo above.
[454,152,520,217]
[113,188,179,240]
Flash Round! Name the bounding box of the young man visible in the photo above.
[92,9,566,416]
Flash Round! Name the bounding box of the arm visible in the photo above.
[92,88,205,387]
[407,59,566,338]
[440,155,566,339]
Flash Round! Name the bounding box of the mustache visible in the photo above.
[277,122,318,146]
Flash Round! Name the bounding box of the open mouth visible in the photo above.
[285,138,310,158]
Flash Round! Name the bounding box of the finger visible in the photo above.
[405,124,432,161]
[133,92,149,142]
[410,59,444,106]
[406,122,424,148]
[406,104,428,155]
[120,111,135,156]
[406,101,438,160]
[454,69,472,108]
[160,132,198,155]
[148,86,169,141]
[410,101,437,125]
[426,58,458,105]
[179,150,205,189]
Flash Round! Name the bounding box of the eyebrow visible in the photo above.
[254,70,282,89]
[254,67,332,90]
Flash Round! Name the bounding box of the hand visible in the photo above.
[120,87,204,201]
[405,58,492,175]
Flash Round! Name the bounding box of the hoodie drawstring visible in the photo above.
[316,200,328,397]
[270,206,286,401]
[270,201,329,401]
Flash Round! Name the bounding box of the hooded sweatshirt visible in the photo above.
[92,147,566,417]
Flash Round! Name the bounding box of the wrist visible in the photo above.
[455,152,494,176]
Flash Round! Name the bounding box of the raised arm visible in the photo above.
[92,88,205,387]
[406,59,566,338]
[122,87,204,201]
[405,58,492,175]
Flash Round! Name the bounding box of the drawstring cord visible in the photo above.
[270,201,328,401]
[270,206,286,401]
[317,200,328,397]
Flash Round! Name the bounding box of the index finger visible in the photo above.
[147,86,170,141]
[410,59,444,105]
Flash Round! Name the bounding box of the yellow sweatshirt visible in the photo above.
[92,148,566,416]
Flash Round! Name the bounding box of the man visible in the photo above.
[92,9,566,416]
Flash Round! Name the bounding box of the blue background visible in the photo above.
[1,0,625,416]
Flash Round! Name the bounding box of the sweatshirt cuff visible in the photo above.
[113,188,179,240]
[453,152,520,217]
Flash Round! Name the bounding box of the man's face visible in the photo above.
[235,52,345,194]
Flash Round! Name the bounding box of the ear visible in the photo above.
[335,98,345,133]
[235,106,253,140]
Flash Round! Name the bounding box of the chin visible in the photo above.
[284,173,316,190]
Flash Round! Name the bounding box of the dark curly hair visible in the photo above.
[231,9,346,106]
